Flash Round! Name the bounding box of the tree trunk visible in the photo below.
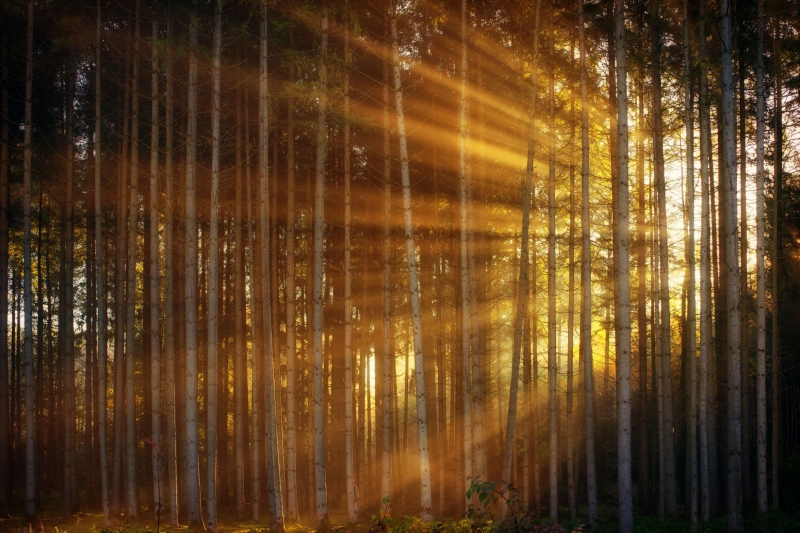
[697,6,712,519]
[164,13,178,526]
[284,35,299,521]
[234,75,248,522]
[149,10,162,519]
[720,1,744,529]
[206,3,222,529]
[755,0,768,515]
[503,0,541,499]
[650,2,677,516]
[184,1,203,527]
[770,18,782,512]
[112,46,131,517]
[343,3,358,522]
[547,6,557,521]
[390,1,433,519]
[311,11,330,529]
[23,0,35,517]
[95,2,110,521]
[0,20,10,522]
[125,2,141,518]
[458,0,472,510]
[380,16,393,506]
[578,1,598,524]
[682,2,698,522]
[614,0,634,529]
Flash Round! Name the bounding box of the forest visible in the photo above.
[0,0,799,531]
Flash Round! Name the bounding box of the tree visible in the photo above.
[547,3,558,520]
[343,2,358,522]
[578,0,598,525]
[755,0,768,515]
[698,3,712,519]
[614,0,634,529]
[682,0,698,523]
[125,2,141,517]
[206,2,222,529]
[184,0,203,526]
[312,10,330,529]
[23,0,35,518]
[95,0,110,521]
[390,0,433,519]
[0,14,10,522]
[720,0,744,528]
[163,12,179,527]
[149,7,162,518]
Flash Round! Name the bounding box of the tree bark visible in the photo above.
[205,2,222,529]
[578,1,598,524]
[682,2,698,522]
[0,19,10,522]
[312,12,330,529]
[125,2,141,518]
[390,0,433,519]
[149,10,162,519]
[721,1,744,529]
[184,1,203,526]
[614,0,634,529]
[755,0,768,515]
[23,0,35,517]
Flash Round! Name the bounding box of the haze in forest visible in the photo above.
[0,0,799,533]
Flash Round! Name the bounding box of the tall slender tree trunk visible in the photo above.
[503,0,541,498]
[184,2,203,527]
[163,13,178,526]
[390,1,433,519]
[458,0,472,509]
[206,3,222,529]
[0,20,10,522]
[311,11,330,529]
[112,46,131,518]
[149,10,162,519]
[755,0,768,515]
[63,57,79,520]
[235,78,248,522]
[125,2,141,518]
[379,14,394,509]
[614,0,634,529]
[720,1,744,529]
[650,2,677,516]
[698,6,712,520]
[23,0,35,517]
[284,36,299,522]
[635,65,650,517]
[95,2,110,521]
[682,2,698,523]
[343,4,358,522]
[770,18,782,512]
[578,1,598,524]
[547,6,557,520]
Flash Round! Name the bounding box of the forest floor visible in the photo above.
[0,502,797,533]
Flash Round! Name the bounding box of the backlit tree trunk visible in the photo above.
[578,1,598,524]
[23,0,35,517]
[149,10,162,518]
[206,2,222,528]
[390,0,433,519]
[614,0,634,529]
[755,0,768,515]
[184,1,203,526]
[312,12,330,529]
[125,2,141,517]
[720,0,744,529]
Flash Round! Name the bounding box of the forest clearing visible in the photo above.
[0,0,799,532]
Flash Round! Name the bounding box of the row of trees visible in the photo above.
[0,0,798,532]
